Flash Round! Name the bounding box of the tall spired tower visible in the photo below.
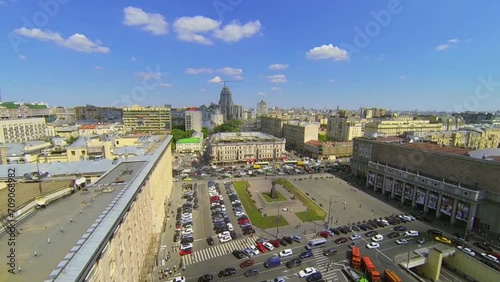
[218,86,234,121]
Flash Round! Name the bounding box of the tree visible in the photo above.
[214,120,242,133]
[318,134,328,142]
[201,127,210,137]
[66,136,78,145]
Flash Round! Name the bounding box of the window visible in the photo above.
[71,151,76,156]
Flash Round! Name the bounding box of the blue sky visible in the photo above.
[1,0,500,111]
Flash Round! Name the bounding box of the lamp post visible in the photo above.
[327,196,333,228]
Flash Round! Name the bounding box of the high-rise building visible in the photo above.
[218,86,234,121]
[327,117,364,141]
[185,110,202,132]
[0,118,47,143]
[256,100,268,116]
[122,105,171,133]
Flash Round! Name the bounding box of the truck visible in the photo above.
[351,246,361,269]
[384,269,402,282]
[264,256,281,268]
[361,257,381,282]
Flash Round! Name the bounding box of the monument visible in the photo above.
[270,181,278,199]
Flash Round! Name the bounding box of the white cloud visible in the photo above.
[306,44,349,61]
[435,44,449,51]
[14,28,110,53]
[131,56,136,62]
[268,74,287,83]
[18,54,27,60]
[217,67,243,76]
[213,20,261,42]
[186,68,213,74]
[123,7,168,35]
[135,71,163,80]
[448,38,459,44]
[159,83,172,88]
[257,92,266,96]
[269,63,288,70]
[94,66,104,70]
[173,16,220,45]
[208,76,223,84]
[271,87,280,91]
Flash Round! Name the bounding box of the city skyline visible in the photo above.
[1,1,500,111]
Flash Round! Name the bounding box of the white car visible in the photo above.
[367,242,380,249]
[371,234,384,242]
[457,246,475,256]
[219,236,232,243]
[279,249,293,257]
[396,239,408,245]
[263,242,275,251]
[181,229,193,235]
[180,243,193,251]
[249,245,260,255]
[481,253,499,263]
[405,230,419,237]
[298,267,317,278]
[226,223,234,231]
[350,234,362,240]
[218,231,230,238]
[171,276,185,282]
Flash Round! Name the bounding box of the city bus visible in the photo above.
[254,161,269,166]
[283,160,298,165]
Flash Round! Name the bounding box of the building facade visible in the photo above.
[123,105,172,133]
[218,86,235,121]
[185,110,202,132]
[327,117,364,141]
[0,102,50,119]
[364,119,442,137]
[282,121,319,152]
[303,140,353,160]
[426,128,500,149]
[175,137,202,153]
[351,137,500,232]
[259,115,286,137]
[74,105,123,122]
[0,117,47,143]
[256,100,269,116]
[208,132,286,164]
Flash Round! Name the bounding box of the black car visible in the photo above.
[230,231,237,239]
[279,238,288,246]
[393,226,407,232]
[173,233,180,242]
[427,229,443,236]
[242,228,256,235]
[306,272,323,282]
[285,257,302,268]
[238,215,248,220]
[244,268,259,277]
[474,242,493,252]
[218,267,236,277]
[299,251,313,259]
[283,236,294,244]
[358,224,368,231]
[198,274,214,282]
[181,237,194,244]
[387,232,400,238]
[206,237,214,246]
[232,250,245,259]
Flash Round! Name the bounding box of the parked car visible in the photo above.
[335,237,348,244]
[232,250,245,259]
[243,268,259,277]
[206,237,214,246]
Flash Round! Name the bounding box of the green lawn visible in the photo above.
[233,181,289,229]
[261,191,287,202]
[274,178,326,222]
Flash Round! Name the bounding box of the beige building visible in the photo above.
[74,105,122,122]
[123,105,172,133]
[304,140,353,160]
[66,136,113,162]
[208,132,286,164]
[0,102,50,119]
[282,121,319,152]
[185,110,202,132]
[176,137,202,153]
[427,127,500,149]
[327,117,364,141]
[259,115,287,137]
[364,118,442,137]
[46,125,80,138]
[0,117,47,143]
[78,123,125,136]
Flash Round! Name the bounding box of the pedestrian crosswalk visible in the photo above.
[311,246,349,282]
[182,237,257,266]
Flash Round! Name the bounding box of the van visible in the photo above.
[305,238,327,250]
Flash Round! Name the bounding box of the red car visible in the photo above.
[270,239,281,248]
[239,259,255,268]
[238,219,250,225]
[256,243,266,253]
[179,248,193,256]
[335,237,348,244]
[318,231,329,238]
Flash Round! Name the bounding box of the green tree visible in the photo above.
[318,134,328,142]
[66,136,78,145]
[214,119,242,133]
[201,127,210,137]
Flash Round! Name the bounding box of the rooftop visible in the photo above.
[402,143,471,156]
[1,141,51,156]
[467,148,500,162]
[176,137,201,144]
[210,132,283,143]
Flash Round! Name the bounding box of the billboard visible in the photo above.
[415,188,426,205]
[428,192,438,209]
[440,196,453,216]
[455,202,470,221]
[394,181,402,195]
[368,173,375,186]
[404,184,414,200]
[384,178,393,192]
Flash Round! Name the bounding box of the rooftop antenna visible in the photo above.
[220,80,239,87]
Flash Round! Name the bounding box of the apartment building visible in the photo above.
[185,110,202,132]
[74,105,123,122]
[0,118,47,143]
[0,102,50,119]
[208,132,286,164]
[66,136,113,162]
[303,140,353,160]
[282,121,319,152]
[256,100,268,116]
[427,127,500,149]
[364,118,442,137]
[176,137,202,153]
[327,117,364,141]
[123,105,172,133]
[259,115,287,137]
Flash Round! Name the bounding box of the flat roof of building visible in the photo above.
[176,137,201,144]
[402,143,470,156]
[210,132,283,143]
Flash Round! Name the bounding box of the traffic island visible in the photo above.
[274,178,326,222]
